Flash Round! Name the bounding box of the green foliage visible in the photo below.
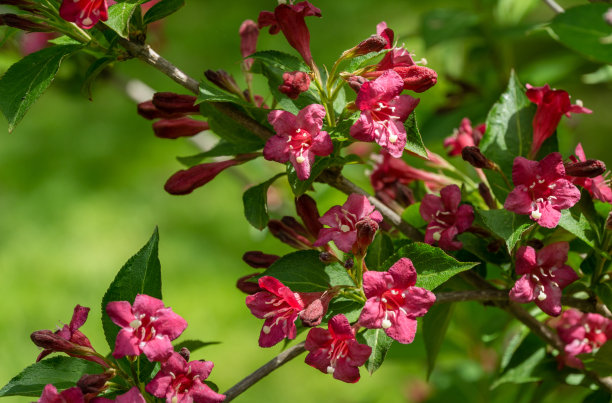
[105,1,141,37]
[404,111,427,158]
[199,102,265,146]
[579,342,612,377]
[0,357,103,397]
[177,141,262,167]
[420,8,480,48]
[359,328,394,375]
[82,56,116,100]
[250,50,308,72]
[242,173,284,230]
[0,45,82,132]
[173,340,220,354]
[143,0,185,24]
[198,80,244,104]
[324,297,363,323]
[365,232,394,270]
[477,208,532,253]
[423,302,454,379]
[286,154,360,196]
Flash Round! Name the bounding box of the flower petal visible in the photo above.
[386,312,417,344]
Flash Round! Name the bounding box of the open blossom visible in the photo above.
[264,104,332,180]
[358,258,436,344]
[504,152,581,228]
[304,314,372,383]
[509,242,578,316]
[245,276,322,347]
[258,1,321,67]
[38,385,83,403]
[526,84,592,158]
[350,70,420,158]
[314,194,383,253]
[106,294,187,362]
[567,143,612,203]
[551,309,612,369]
[59,0,108,29]
[420,184,474,251]
[443,118,485,156]
[91,387,146,403]
[145,352,226,403]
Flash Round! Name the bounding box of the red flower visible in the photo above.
[304,314,372,383]
[59,0,108,29]
[443,118,485,156]
[239,19,259,71]
[567,143,612,203]
[258,1,321,67]
[526,84,591,158]
[37,385,83,403]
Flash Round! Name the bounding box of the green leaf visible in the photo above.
[177,141,261,167]
[359,328,393,375]
[324,297,363,323]
[477,208,532,253]
[558,207,597,248]
[0,44,82,132]
[143,0,185,24]
[480,71,536,201]
[243,173,285,230]
[457,232,507,265]
[101,228,162,350]
[583,389,612,403]
[48,36,80,46]
[346,49,389,72]
[382,242,478,290]
[421,8,480,48]
[105,1,140,37]
[173,340,220,354]
[286,155,357,196]
[365,232,394,271]
[404,112,427,158]
[579,342,612,376]
[82,56,116,101]
[199,102,265,146]
[0,357,103,397]
[401,202,427,229]
[550,4,612,64]
[198,80,244,104]
[261,250,354,292]
[596,283,612,313]
[423,302,454,379]
[250,50,308,72]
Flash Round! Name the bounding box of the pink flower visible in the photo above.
[245,276,321,347]
[358,258,436,344]
[263,104,333,180]
[304,314,372,383]
[552,309,612,369]
[32,305,107,367]
[38,385,83,403]
[420,184,474,251]
[504,152,581,228]
[509,242,578,316]
[146,352,225,403]
[567,143,612,203]
[376,21,394,50]
[313,194,383,253]
[526,84,592,158]
[239,19,259,71]
[258,1,321,67]
[350,70,420,158]
[59,0,108,29]
[443,118,485,156]
[91,387,146,403]
[106,294,187,362]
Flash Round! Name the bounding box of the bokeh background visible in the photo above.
[1,0,611,402]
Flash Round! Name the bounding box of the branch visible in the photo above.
[223,342,306,402]
[542,0,564,14]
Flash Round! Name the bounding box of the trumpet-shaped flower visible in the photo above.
[567,143,612,203]
[59,0,108,29]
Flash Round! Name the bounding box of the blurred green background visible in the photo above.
[1,0,611,402]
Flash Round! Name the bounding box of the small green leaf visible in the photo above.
[359,328,394,375]
[550,4,612,64]
[177,141,261,167]
[143,0,185,24]
[558,207,597,248]
[243,173,285,230]
[382,242,478,290]
[596,283,612,313]
[365,232,394,271]
[423,302,454,379]
[324,297,363,323]
[82,56,116,100]
[250,50,308,72]
[173,340,220,354]
[477,208,532,253]
[261,250,354,292]
[404,112,427,158]
[401,202,427,229]
[105,1,140,37]
[286,155,354,196]
[198,80,244,104]
[199,102,266,146]
[579,342,612,376]
[101,228,162,350]
[0,357,103,397]
[0,44,82,132]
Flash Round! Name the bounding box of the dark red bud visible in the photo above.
[354,217,379,255]
[242,251,279,268]
[281,216,310,237]
[473,123,486,145]
[462,146,496,170]
[153,117,209,139]
[0,13,49,31]
[178,347,190,362]
[77,373,112,395]
[346,75,367,93]
[31,330,75,353]
[152,92,199,114]
[267,220,313,249]
[278,71,311,99]
[299,292,335,327]
[137,100,185,120]
[364,65,437,92]
[344,258,354,269]
[478,183,496,209]
[350,34,387,57]
[564,159,606,178]
[204,70,244,96]
[0,1,39,13]
[526,239,544,250]
[236,273,263,295]
[318,251,335,263]
[295,194,322,239]
[164,154,257,195]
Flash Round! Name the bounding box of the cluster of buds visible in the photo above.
[138,92,209,140]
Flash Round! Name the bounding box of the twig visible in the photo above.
[223,342,306,402]
[542,0,564,14]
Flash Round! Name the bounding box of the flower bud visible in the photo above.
[178,347,190,362]
[478,182,496,209]
[295,194,322,238]
[153,117,209,139]
[204,69,244,96]
[281,216,310,237]
[77,372,112,395]
[564,159,606,178]
[461,146,496,170]
[346,75,368,93]
[0,1,39,14]
[354,217,379,255]
[344,34,387,58]
[344,257,354,269]
[239,19,259,70]
[152,92,199,114]
[363,65,438,92]
[267,219,313,249]
[242,251,279,268]
[318,251,335,263]
[299,292,335,327]
[526,239,544,250]
[31,330,75,353]
[236,273,263,295]
[278,71,310,99]
[0,13,50,31]
[137,100,185,120]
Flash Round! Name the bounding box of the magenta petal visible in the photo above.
[69,305,90,332]
[358,299,384,328]
[258,276,286,296]
[152,309,188,340]
[296,104,325,134]
[263,135,291,163]
[509,275,535,303]
[347,339,372,366]
[550,179,581,210]
[188,360,215,380]
[386,313,417,344]
[313,227,337,247]
[310,131,333,156]
[440,184,462,210]
[382,121,407,158]
[344,194,376,219]
[419,194,444,221]
[318,206,344,227]
[551,265,579,288]
[290,152,313,180]
[133,294,165,317]
[268,109,297,135]
[504,188,534,216]
[142,337,174,362]
[190,380,226,402]
[112,330,140,359]
[388,258,417,289]
[539,152,565,182]
[106,301,135,328]
[350,113,376,142]
[333,359,361,383]
[145,374,172,397]
[455,204,475,232]
[536,203,561,228]
[362,271,391,298]
[332,231,357,253]
[402,287,436,318]
[511,157,539,186]
[515,246,536,275]
[536,281,563,316]
[537,242,569,268]
[391,95,420,121]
